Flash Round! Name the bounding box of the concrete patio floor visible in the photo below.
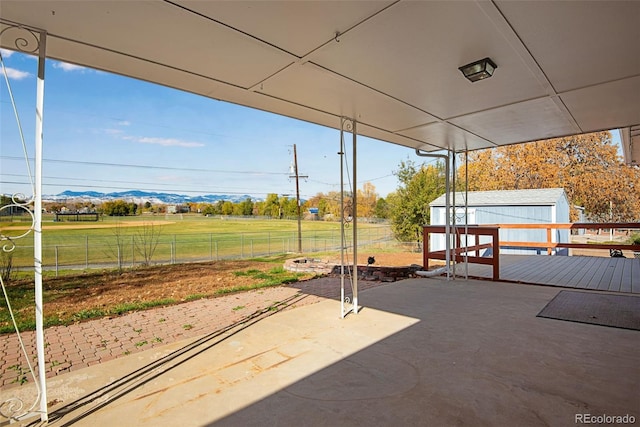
[5,277,639,426]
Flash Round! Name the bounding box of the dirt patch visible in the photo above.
[35,252,423,324]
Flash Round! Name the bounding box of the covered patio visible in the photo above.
[1,277,637,426]
[1,1,639,424]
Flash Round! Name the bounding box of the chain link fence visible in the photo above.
[6,227,420,276]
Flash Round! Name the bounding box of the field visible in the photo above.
[1,214,397,273]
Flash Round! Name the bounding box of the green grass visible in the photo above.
[2,215,392,271]
[0,289,178,334]
[216,268,307,295]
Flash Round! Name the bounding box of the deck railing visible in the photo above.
[495,223,640,255]
[423,222,640,281]
[423,225,501,280]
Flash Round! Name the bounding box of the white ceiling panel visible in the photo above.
[449,97,579,145]
[258,62,438,133]
[495,0,640,93]
[309,1,549,119]
[1,1,294,88]
[1,0,638,155]
[398,122,492,152]
[562,75,640,133]
[174,0,395,58]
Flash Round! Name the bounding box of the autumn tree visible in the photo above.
[459,131,640,221]
[356,182,378,218]
[221,201,234,215]
[261,193,280,217]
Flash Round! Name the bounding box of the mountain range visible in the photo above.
[44,190,262,204]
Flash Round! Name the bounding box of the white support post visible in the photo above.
[34,30,48,422]
[352,122,358,314]
[339,127,345,318]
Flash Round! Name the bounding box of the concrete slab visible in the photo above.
[4,278,639,426]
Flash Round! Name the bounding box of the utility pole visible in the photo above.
[290,144,308,253]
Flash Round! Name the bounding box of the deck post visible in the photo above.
[492,227,500,281]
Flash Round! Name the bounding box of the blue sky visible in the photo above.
[1,49,422,200]
[1,49,623,201]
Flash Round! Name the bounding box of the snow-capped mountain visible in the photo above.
[44,190,262,204]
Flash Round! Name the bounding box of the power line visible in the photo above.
[0,155,289,176]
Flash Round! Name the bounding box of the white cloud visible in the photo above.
[52,61,86,72]
[3,67,30,80]
[117,120,131,126]
[124,135,205,148]
[0,49,15,58]
[104,128,125,135]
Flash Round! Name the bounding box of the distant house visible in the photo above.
[167,205,190,214]
[429,188,570,255]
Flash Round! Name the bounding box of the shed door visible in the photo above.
[433,208,477,250]
[439,208,476,225]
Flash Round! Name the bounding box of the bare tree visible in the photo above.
[134,222,162,266]
[105,221,127,273]
[0,251,14,284]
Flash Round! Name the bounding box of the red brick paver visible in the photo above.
[0,277,390,389]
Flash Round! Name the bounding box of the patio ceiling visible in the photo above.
[1,0,639,153]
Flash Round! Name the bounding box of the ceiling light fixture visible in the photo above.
[459,57,497,82]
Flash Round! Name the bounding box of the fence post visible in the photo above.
[171,242,174,264]
[173,235,177,263]
[85,235,89,270]
[131,235,135,267]
[241,234,244,259]
[250,240,253,258]
[209,233,213,261]
[55,245,59,277]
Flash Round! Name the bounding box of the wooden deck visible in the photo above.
[455,255,640,294]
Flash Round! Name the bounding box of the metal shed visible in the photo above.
[429,188,570,255]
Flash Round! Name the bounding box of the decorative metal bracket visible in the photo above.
[0,21,41,54]
[0,21,46,423]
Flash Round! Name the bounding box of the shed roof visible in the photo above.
[429,188,567,207]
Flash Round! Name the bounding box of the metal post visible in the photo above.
[415,149,451,279]
[452,152,457,279]
[33,29,48,422]
[339,125,345,318]
[352,121,358,314]
[290,144,307,253]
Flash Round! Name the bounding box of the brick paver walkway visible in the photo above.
[0,277,389,389]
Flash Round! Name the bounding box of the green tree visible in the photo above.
[201,203,215,216]
[221,201,234,215]
[102,200,133,216]
[374,197,389,219]
[280,196,298,219]
[262,193,280,218]
[390,160,446,242]
[238,197,254,216]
